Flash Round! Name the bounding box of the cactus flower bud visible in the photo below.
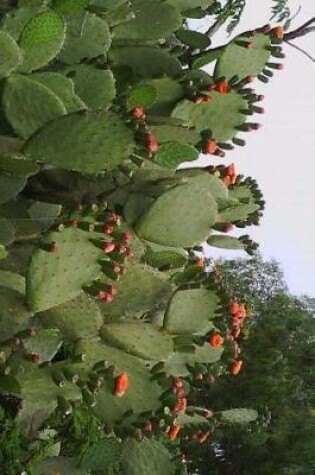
[131,106,145,119]
[102,241,116,253]
[208,333,224,348]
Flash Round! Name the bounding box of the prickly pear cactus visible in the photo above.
[0,0,286,472]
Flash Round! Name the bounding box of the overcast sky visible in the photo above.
[188,0,315,296]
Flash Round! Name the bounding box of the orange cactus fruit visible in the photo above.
[208,333,224,348]
[230,360,243,375]
[167,424,182,440]
[113,372,129,397]
[174,397,187,413]
[228,302,240,316]
[198,431,210,443]
[195,257,204,268]
[271,25,284,40]
[202,139,218,154]
[215,81,229,94]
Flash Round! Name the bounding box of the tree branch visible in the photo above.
[285,40,315,63]
[283,17,315,41]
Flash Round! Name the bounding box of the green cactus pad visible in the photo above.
[23,110,134,173]
[53,0,89,14]
[148,123,200,145]
[26,226,105,312]
[164,288,221,335]
[0,31,21,77]
[1,6,44,41]
[218,202,260,222]
[64,65,116,110]
[144,246,187,270]
[31,72,86,113]
[79,438,122,472]
[177,171,228,201]
[3,74,66,139]
[58,12,111,64]
[166,0,214,11]
[114,0,181,41]
[12,360,81,434]
[126,83,157,110]
[0,154,39,177]
[121,438,175,475]
[75,340,163,423]
[136,174,217,247]
[172,90,248,142]
[214,32,272,81]
[33,457,86,475]
[176,28,210,50]
[176,412,209,426]
[0,242,35,276]
[155,141,198,168]
[123,193,155,226]
[110,46,182,79]
[100,263,173,320]
[164,343,223,377]
[39,294,103,341]
[0,287,31,342]
[220,408,259,424]
[21,329,63,363]
[207,234,245,250]
[145,78,184,116]
[101,322,174,360]
[0,218,15,246]
[18,10,66,72]
[0,269,25,294]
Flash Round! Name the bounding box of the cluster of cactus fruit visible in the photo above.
[0,0,286,472]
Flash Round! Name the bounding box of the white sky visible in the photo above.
[188,0,315,296]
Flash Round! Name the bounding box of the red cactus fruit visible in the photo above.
[167,424,182,440]
[222,223,234,233]
[131,106,145,119]
[112,264,122,274]
[230,360,243,375]
[215,81,229,94]
[174,397,187,413]
[102,241,116,254]
[271,25,284,40]
[120,231,133,243]
[102,224,114,234]
[30,354,40,363]
[70,219,79,227]
[208,333,224,348]
[198,431,210,443]
[202,140,218,154]
[145,132,159,153]
[113,372,129,397]
[143,421,152,431]
[173,378,183,389]
[98,291,114,303]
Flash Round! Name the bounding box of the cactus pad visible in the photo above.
[218,202,260,222]
[64,65,116,110]
[100,263,173,320]
[18,10,66,72]
[32,456,86,475]
[207,235,245,250]
[110,46,182,79]
[164,288,220,335]
[136,174,218,247]
[172,90,248,142]
[164,343,223,377]
[121,438,175,475]
[0,31,21,77]
[31,72,86,113]
[21,328,63,363]
[0,286,31,342]
[58,12,111,64]
[79,438,122,472]
[101,322,174,360]
[214,31,272,81]
[39,294,103,341]
[0,172,26,204]
[75,340,163,423]
[23,110,135,173]
[26,226,105,312]
[155,141,198,168]
[3,74,66,139]
[113,0,182,41]
[220,408,258,424]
